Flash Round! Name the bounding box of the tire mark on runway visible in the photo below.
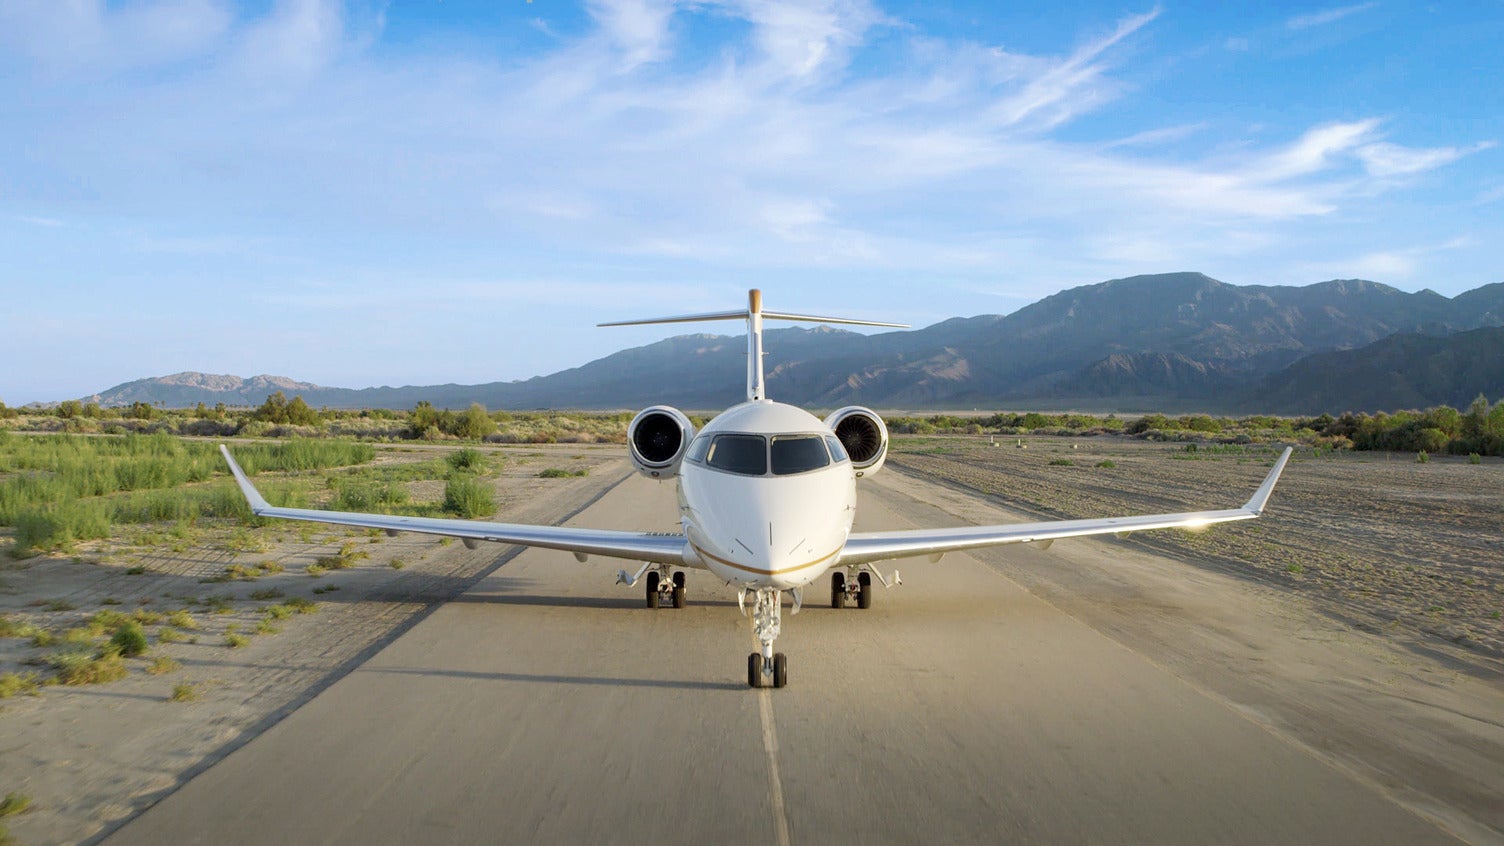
[758,689,793,846]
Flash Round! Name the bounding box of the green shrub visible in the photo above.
[0,672,40,699]
[446,447,487,472]
[1416,450,1430,463]
[444,476,495,518]
[170,682,199,702]
[1095,460,1115,469]
[1048,458,1073,466]
[449,404,496,440]
[0,793,30,817]
[51,651,129,685]
[110,622,150,657]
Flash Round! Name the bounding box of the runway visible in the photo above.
[108,468,1462,844]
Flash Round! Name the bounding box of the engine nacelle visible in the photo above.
[627,406,695,479]
[825,406,888,478]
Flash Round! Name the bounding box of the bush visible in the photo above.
[51,651,128,685]
[444,475,495,517]
[110,621,150,657]
[450,404,496,440]
[446,448,486,472]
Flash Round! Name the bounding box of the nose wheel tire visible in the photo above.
[645,571,660,608]
[671,570,686,609]
[830,571,846,608]
[857,570,873,609]
[748,652,789,688]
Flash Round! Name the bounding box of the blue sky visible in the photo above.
[1,0,1499,404]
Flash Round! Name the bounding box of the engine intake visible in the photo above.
[628,406,695,479]
[825,406,888,477]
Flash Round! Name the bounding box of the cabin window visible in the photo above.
[824,435,849,463]
[771,435,832,476]
[706,434,768,476]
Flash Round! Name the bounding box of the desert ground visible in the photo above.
[0,437,1501,844]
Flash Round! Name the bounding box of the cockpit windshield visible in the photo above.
[770,435,832,475]
[697,432,845,477]
[705,434,767,475]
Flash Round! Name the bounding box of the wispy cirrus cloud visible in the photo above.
[1286,3,1378,31]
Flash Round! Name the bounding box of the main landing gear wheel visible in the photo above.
[672,571,686,609]
[645,570,660,608]
[857,570,873,609]
[830,571,846,608]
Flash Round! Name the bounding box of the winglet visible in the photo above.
[220,445,271,514]
[1241,447,1293,515]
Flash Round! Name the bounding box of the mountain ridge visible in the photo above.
[78,273,1504,414]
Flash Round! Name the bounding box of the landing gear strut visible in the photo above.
[745,587,787,688]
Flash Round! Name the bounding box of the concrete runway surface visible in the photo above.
[108,470,1463,845]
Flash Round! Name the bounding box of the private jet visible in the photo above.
[222,290,1292,689]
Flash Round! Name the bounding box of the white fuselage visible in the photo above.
[675,400,856,590]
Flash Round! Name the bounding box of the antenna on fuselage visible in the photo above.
[599,290,908,402]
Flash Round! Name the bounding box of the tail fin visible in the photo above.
[600,289,906,402]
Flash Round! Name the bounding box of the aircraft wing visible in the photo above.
[220,446,688,565]
[838,447,1292,565]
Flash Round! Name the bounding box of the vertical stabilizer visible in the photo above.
[747,289,764,402]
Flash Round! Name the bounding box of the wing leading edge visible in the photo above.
[838,447,1293,565]
[219,446,689,565]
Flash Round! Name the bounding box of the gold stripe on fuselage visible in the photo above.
[689,542,842,577]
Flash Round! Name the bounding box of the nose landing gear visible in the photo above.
[744,587,787,688]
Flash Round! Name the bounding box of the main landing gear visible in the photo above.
[622,564,686,609]
[744,587,787,688]
[646,569,686,608]
[830,568,874,609]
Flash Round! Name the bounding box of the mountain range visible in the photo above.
[82,273,1504,415]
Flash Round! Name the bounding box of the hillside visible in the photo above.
[81,273,1504,413]
[1250,326,1504,414]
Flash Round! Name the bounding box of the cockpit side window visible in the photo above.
[706,434,768,475]
[824,435,849,463]
[686,433,712,465]
[770,434,832,476]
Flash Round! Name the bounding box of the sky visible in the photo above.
[1,0,1500,404]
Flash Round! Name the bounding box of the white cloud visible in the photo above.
[1250,119,1380,181]
[721,0,886,80]
[586,0,677,70]
[236,0,346,77]
[1286,3,1377,31]
[1102,122,1208,149]
[0,0,232,73]
[1356,140,1495,177]
[985,7,1160,132]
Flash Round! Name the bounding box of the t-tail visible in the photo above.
[599,289,908,402]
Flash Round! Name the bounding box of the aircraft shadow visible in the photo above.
[452,591,740,609]
[364,666,743,691]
